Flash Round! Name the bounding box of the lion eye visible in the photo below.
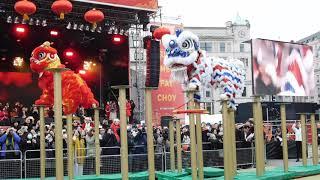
[38,52,46,60]
[181,39,193,50]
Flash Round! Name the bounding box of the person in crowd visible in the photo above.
[73,130,86,176]
[129,100,135,124]
[104,102,111,120]
[24,116,35,131]
[82,117,94,132]
[84,128,95,175]
[0,127,21,159]
[154,127,164,153]
[292,121,302,162]
[101,128,119,155]
[110,119,120,142]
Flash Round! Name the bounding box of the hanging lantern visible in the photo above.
[51,0,73,20]
[14,0,37,21]
[84,8,104,29]
[153,27,171,40]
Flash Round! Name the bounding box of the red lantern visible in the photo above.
[14,0,37,21]
[51,0,73,20]
[84,8,104,29]
[153,27,171,40]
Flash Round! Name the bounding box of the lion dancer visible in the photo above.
[30,41,98,114]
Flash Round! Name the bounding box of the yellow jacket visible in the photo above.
[73,136,86,164]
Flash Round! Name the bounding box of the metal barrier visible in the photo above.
[0,150,22,179]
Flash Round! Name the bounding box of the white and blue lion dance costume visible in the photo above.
[161,29,245,109]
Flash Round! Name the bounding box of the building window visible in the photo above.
[240,58,248,66]
[220,42,225,52]
[206,102,213,114]
[240,43,245,52]
[242,87,247,97]
[200,42,212,52]
[206,91,211,97]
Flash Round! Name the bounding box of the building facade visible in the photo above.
[185,16,252,114]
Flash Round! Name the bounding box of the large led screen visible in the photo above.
[252,39,315,96]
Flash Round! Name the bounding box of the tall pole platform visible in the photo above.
[195,102,204,180]
[253,96,265,176]
[145,88,155,180]
[222,100,232,180]
[280,104,288,172]
[49,68,67,180]
[175,118,182,173]
[67,114,74,179]
[38,105,46,180]
[112,86,129,180]
[169,120,176,171]
[229,109,237,176]
[94,108,101,175]
[310,114,318,165]
[187,90,198,179]
[300,114,307,166]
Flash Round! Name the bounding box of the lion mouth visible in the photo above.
[171,63,185,69]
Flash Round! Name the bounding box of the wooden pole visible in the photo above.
[195,102,204,180]
[169,120,176,171]
[94,109,101,175]
[39,106,46,180]
[67,114,74,179]
[253,97,265,176]
[310,114,318,165]
[300,114,307,166]
[280,104,288,172]
[52,69,64,180]
[175,119,182,173]
[116,86,129,179]
[145,89,155,179]
[222,100,232,180]
[187,91,198,179]
[229,109,237,176]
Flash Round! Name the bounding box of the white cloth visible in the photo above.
[292,124,302,141]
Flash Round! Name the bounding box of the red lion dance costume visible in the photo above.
[30,41,98,114]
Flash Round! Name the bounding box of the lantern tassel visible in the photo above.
[23,14,29,21]
[92,23,97,29]
[60,13,65,20]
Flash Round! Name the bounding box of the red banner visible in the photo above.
[150,23,185,125]
[75,0,158,11]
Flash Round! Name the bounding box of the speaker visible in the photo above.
[161,116,173,127]
[145,36,160,88]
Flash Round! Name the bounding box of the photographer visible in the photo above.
[0,127,21,159]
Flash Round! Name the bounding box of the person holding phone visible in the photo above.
[292,121,302,162]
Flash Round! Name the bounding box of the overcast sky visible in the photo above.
[158,0,320,42]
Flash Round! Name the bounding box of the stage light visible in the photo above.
[84,61,92,71]
[6,16,12,23]
[50,30,59,36]
[35,19,40,26]
[14,17,19,24]
[1,57,6,61]
[73,23,77,30]
[93,63,96,66]
[78,24,84,31]
[13,57,24,67]
[42,20,47,27]
[29,18,34,25]
[66,22,71,29]
[16,27,25,33]
[79,70,86,75]
[65,51,74,57]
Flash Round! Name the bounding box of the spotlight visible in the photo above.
[50,30,59,36]
[42,20,47,27]
[93,63,96,66]
[73,23,77,30]
[66,22,72,29]
[64,49,75,57]
[85,25,90,31]
[66,51,74,57]
[13,57,24,67]
[78,24,84,31]
[79,70,86,75]
[97,27,102,33]
[83,61,92,71]
[35,19,40,26]
[29,18,34,25]
[112,35,123,45]
[16,27,26,33]
[14,17,19,24]
[6,16,12,23]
